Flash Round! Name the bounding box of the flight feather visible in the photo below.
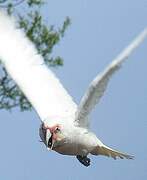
[75,28,147,128]
[0,11,77,122]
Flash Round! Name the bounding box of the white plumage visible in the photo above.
[0,11,146,166]
[75,28,147,128]
[0,11,77,124]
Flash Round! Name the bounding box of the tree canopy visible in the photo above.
[0,0,70,111]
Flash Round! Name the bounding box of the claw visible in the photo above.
[76,155,91,167]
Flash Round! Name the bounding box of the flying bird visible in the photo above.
[0,11,146,167]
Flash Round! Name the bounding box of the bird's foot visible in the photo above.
[76,155,91,167]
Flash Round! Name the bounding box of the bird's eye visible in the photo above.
[54,127,60,133]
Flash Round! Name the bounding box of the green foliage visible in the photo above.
[27,0,44,6]
[0,0,70,111]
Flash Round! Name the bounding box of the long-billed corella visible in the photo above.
[0,11,146,167]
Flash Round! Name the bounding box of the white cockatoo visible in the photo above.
[0,11,146,167]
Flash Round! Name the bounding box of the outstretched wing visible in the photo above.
[0,11,77,122]
[75,28,147,128]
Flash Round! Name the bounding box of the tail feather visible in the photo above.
[91,145,134,160]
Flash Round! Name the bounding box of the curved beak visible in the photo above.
[46,129,53,149]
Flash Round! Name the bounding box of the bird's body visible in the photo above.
[53,126,100,156]
[0,11,146,166]
[39,118,98,156]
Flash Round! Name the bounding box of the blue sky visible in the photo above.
[0,0,147,179]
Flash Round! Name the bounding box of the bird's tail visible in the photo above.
[91,144,134,160]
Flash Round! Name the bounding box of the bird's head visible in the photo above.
[39,123,65,149]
